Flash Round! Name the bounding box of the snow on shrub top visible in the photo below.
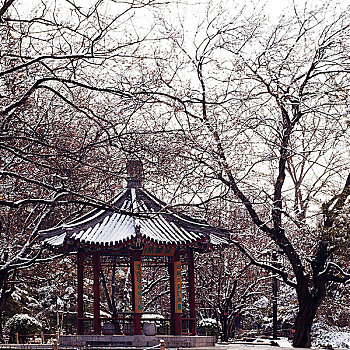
[198,318,217,328]
[5,314,42,335]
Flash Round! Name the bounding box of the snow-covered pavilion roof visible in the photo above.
[39,179,230,251]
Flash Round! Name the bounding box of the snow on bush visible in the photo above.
[253,296,269,308]
[197,318,220,337]
[313,324,350,349]
[198,318,217,328]
[5,314,42,335]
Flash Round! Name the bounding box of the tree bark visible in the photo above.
[293,293,320,348]
[0,269,14,314]
[221,313,228,341]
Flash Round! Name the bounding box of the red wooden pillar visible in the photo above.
[131,250,142,335]
[93,251,101,335]
[188,249,197,335]
[168,255,175,335]
[77,251,84,335]
[169,250,182,335]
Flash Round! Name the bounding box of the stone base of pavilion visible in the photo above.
[59,335,216,348]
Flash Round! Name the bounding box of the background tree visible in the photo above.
[196,246,270,341]
[0,0,167,327]
[1,0,350,347]
[119,1,350,347]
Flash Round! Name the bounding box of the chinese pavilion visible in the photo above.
[39,160,229,347]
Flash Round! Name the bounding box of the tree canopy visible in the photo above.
[0,0,349,347]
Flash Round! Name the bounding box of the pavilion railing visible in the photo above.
[2,332,59,345]
[142,318,170,335]
[78,315,196,336]
[181,318,196,336]
[78,315,134,335]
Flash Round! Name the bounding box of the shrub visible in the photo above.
[197,318,220,337]
[5,314,42,336]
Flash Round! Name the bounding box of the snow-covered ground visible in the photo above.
[313,327,350,349]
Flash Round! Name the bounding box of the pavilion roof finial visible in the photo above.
[126,158,144,188]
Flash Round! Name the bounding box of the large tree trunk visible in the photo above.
[220,313,229,342]
[293,289,324,348]
[0,269,14,314]
[293,304,315,347]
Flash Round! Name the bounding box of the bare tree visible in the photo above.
[1,0,350,346]
[196,246,270,341]
[0,0,167,322]
[119,1,350,347]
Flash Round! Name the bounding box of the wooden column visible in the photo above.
[93,251,101,335]
[188,249,197,335]
[131,250,142,335]
[169,250,182,335]
[168,255,175,335]
[77,251,84,335]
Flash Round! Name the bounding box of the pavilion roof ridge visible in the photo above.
[39,186,231,250]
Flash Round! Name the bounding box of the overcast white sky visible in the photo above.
[263,0,291,16]
[18,0,347,24]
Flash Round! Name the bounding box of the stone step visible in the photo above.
[86,342,133,346]
[86,347,144,350]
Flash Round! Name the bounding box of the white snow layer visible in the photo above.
[313,329,350,349]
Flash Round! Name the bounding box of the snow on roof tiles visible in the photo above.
[39,187,230,249]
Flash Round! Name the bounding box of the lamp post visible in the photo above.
[272,251,278,340]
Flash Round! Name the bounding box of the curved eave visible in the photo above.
[64,230,206,248]
[41,230,225,252]
[39,186,231,251]
[138,188,231,243]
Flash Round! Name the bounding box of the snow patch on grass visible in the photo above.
[313,326,350,349]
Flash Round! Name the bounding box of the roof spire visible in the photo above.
[126,158,144,188]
